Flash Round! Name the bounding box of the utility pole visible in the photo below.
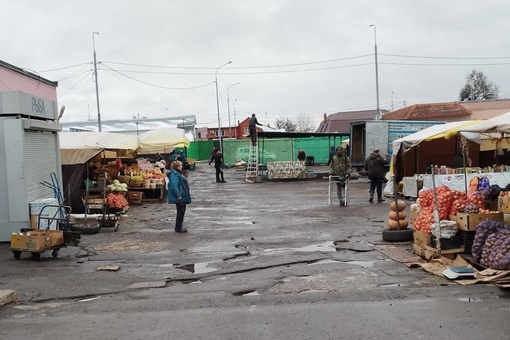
[369,25,381,121]
[92,32,102,131]
[227,82,239,139]
[215,61,232,153]
[233,98,238,139]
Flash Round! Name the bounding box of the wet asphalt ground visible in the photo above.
[1,163,509,339]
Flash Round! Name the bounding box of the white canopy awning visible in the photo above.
[392,120,482,158]
[137,128,189,155]
[59,132,139,165]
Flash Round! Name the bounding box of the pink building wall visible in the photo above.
[0,64,57,100]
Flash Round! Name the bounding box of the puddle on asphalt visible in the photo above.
[176,262,219,274]
[264,242,336,255]
[346,261,374,268]
[458,297,483,302]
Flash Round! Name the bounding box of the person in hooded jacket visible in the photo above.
[329,146,352,205]
[365,148,389,203]
[167,160,191,233]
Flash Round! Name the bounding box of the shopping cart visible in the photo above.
[328,175,348,206]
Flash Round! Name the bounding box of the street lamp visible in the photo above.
[227,82,240,139]
[215,61,232,152]
[92,32,102,131]
[233,98,238,139]
[369,24,381,121]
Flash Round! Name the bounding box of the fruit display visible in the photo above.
[387,199,408,230]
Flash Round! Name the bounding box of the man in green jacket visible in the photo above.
[329,146,352,205]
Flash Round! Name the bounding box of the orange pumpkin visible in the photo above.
[389,210,406,220]
[389,199,407,212]
[387,219,409,230]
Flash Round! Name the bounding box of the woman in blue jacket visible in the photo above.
[167,160,191,233]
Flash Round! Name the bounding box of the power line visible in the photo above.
[101,63,216,90]
[379,53,510,60]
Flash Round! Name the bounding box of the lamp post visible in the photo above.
[215,61,232,152]
[233,98,238,139]
[92,32,102,131]
[227,82,239,139]
[369,24,381,121]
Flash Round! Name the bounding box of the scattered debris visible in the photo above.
[96,265,120,271]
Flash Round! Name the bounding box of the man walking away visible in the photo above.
[365,148,389,203]
[329,146,352,206]
[249,113,263,146]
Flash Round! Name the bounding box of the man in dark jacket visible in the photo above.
[365,148,389,203]
[249,113,262,146]
[213,150,226,183]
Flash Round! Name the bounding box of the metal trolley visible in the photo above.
[10,205,80,260]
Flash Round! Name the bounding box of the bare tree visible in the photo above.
[275,117,296,132]
[459,69,499,101]
[295,114,316,132]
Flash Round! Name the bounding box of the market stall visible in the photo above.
[137,127,189,155]
[404,114,510,284]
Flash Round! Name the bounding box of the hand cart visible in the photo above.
[82,173,122,232]
[328,175,348,206]
[9,205,80,260]
[96,202,122,232]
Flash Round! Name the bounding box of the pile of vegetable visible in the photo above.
[387,199,408,230]
[471,220,510,269]
[414,186,456,233]
[106,192,129,209]
[107,179,128,192]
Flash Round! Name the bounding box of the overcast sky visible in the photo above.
[2,0,509,129]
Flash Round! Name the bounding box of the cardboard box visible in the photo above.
[504,213,510,224]
[413,243,426,258]
[128,191,143,203]
[456,212,504,231]
[409,210,419,224]
[413,243,464,260]
[498,196,510,213]
[10,231,51,251]
[448,214,457,223]
[48,230,64,247]
[413,230,431,247]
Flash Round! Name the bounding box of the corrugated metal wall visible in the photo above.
[189,136,349,165]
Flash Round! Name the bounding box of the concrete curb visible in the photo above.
[0,289,16,305]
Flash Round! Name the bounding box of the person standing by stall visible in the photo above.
[329,146,352,206]
[167,160,191,233]
[213,150,227,183]
[297,149,306,162]
[365,148,389,203]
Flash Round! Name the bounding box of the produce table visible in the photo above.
[422,172,510,192]
[128,187,166,202]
